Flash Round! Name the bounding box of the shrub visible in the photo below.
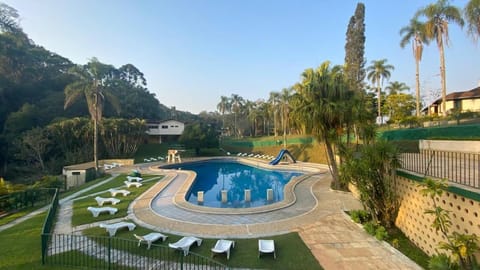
[350,210,371,224]
[363,221,376,236]
[375,225,388,241]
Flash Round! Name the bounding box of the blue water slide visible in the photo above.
[269,149,296,165]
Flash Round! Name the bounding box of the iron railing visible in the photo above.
[400,150,480,189]
[43,233,228,269]
[41,188,59,264]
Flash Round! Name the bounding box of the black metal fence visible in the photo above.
[400,150,480,189]
[41,188,59,264]
[43,233,228,269]
[0,188,56,213]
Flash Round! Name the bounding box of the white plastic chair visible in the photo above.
[258,239,276,259]
[168,236,202,256]
[99,222,136,236]
[134,232,168,249]
[211,239,235,260]
[87,206,118,217]
[124,181,142,188]
[95,196,120,206]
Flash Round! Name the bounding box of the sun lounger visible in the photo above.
[258,239,276,259]
[103,164,114,170]
[134,232,168,249]
[144,158,151,162]
[95,196,120,206]
[108,189,131,197]
[99,221,136,237]
[124,181,143,188]
[87,206,118,217]
[211,239,235,260]
[168,236,202,256]
[126,176,143,182]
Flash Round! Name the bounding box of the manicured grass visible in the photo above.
[60,174,112,199]
[71,175,163,226]
[83,225,322,270]
[0,205,45,226]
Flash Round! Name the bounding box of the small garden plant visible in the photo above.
[419,178,479,270]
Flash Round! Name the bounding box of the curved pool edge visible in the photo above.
[155,157,327,215]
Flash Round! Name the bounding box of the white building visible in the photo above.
[146,120,185,143]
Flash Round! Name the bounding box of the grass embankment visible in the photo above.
[72,174,162,226]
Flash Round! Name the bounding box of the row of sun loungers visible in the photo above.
[103,162,122,170]
[236,153,276,160]
[143,156,165,162]
[95,220,275,259]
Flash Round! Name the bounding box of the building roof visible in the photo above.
[431,86,480,105]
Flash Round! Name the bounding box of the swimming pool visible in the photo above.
[163,160,302,208]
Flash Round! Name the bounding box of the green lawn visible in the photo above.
[83,225,322,270]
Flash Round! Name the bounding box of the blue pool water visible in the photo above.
[164,160,302,208]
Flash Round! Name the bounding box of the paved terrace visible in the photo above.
[121,158,422,269]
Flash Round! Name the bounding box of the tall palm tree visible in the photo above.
[230,94,243,138]
[367,59,394,122]
[268,91,280,138]
[415,0,464,116]
[385,81,410,95]
[64,58,120,173]
[464,0,480,42]
[217,96,230,131]
[280,88,292,148]
[400,18,429,117]
[292,61,351,189]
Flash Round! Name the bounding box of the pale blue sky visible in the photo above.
[5,0,479,113]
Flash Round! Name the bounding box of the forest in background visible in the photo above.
[0,3,199,184]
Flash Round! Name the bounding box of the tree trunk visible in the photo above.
[377,80,382,123]
[324,137,340,189]
[439,43,447,116]
[93,93,99,175]
[415,59,421,117]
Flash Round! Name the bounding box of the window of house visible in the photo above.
[161,125,168,129]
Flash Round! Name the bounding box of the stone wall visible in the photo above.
[395,173,480,256]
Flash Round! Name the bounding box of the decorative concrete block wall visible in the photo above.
[395,174,480,256]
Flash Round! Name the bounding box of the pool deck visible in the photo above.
[113,158,422,269]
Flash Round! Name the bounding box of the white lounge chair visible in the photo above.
[103,164,114,170]
[108,189,131,197]
[258,239,276,259]
[124,181,143,188]
[95,196,120,206]
[87,206,118,217]
[99,222,136,237]
[211,239,235,260]
[168,236,202,256]
[126,176,143,182]
[134,233,168,249]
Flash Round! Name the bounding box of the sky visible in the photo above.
[4,0,479,114]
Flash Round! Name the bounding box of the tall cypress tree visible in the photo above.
[344,2,366,91]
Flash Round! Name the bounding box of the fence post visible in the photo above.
[108,237,112,270]
[41,233,46,264]
[180,253,184,270]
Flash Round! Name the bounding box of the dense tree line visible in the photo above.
[0,3,196,183]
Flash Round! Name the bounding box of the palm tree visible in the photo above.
[230,94,243,138]
[385,81,410,95]
[400,18,429,117]
[367,59,394,122]
[280,88,292,148]
[64,58,120,173]
[415,0,464,116]
[217,96,230,131]
[292,61,351,189]
[464,0,480,42]
[268,91,280,138]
